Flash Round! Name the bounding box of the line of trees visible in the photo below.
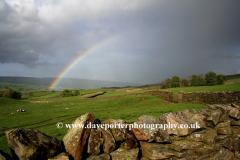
[160,71,226,88]
[61,89,80,97]
[0,89,22,99]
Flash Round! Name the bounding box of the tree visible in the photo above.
[1,89,21,99]
[27,91,34,98]
[191,75,199,86]
[171,76,180,87]
[62,89,80,97]
[11,90,22,99]
[160,81,167,89]
[160,80,166,85]
[197,74,206,86]
[216,74,226,85]
[205,71,217,86]
[62,89,71,97]
[73,90,80,96]
[165,78,171,88]
[181,78,189,87]
[187,75,192,82]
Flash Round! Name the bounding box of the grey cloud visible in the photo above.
[209,52,240,59]
[1,0,240,84]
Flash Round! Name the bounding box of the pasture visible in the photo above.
[0,81,239,156]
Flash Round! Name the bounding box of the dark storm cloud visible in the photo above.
[0,0,45,67]
[116,0,240,81]
[0,0,240,83]
[0,0,87,67]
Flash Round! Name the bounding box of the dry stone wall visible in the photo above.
[143,90,174,102]
[4,103,240,160]
[178,90,240,104]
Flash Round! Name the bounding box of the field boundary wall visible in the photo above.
[143,90,174,102]
[178,90,240,104]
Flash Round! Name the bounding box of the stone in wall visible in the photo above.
[103,119,126,141]
[120,128,139,150]
[217,127,233,135]
[214,121,230,130]
[205,104,230,122]
[103,119,138,150]
[230,126,240,151]
[110,147,139,160]
[177,91,184,103]
[131,128,148,141]
[182,109,207,128]
[97,128,116,153]
[167,140,204,151]
[227,104,240,119]
[62,112,95,160]
[140,141,173,159]
[178,91,240,104]
[0,153,7,160]
[144,90,174,102]
[230,118,240,126]
[185,127,217,145]
[197,147,234,160]
[215,135,230,142]
[159,109,207,136]
[171,148,214,159]
[135,115,171,143]
[86,153,111,160]
[5,128,61,160]
[215,138,231,150]
[87,129,102,155]
[199,108,221,125]
[159,111,191,136]
[48,152,70,160]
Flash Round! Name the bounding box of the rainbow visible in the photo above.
[48,35,118,90]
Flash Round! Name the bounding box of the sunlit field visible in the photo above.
[0,81,239,156]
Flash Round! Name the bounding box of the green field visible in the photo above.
[80,89,109,96]
[0,94,205,155]
[0,81,239,157]
[97,90,146,97]
[22,91,61,99]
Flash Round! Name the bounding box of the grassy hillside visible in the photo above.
[0,94,205,156]
[1,77,240,156]
[0,77,141,90]
[97,90,146,97]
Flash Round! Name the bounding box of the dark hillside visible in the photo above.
[226,74,240,80]
[0,77,141,89]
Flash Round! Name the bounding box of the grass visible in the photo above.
[21,88,109,99]
[0,81,239,157]
[80,89,109,96]
[0,95,205,156]
[97,90,146,97]
[0,82,49,94]
[22,91,61,99]
[226,78,240,83]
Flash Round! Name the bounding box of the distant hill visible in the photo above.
[0,77,141,89]
[226,73,240,80]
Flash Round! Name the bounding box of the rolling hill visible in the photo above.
[0,77,141,89]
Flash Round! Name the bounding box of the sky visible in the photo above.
[0,0,240,85]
